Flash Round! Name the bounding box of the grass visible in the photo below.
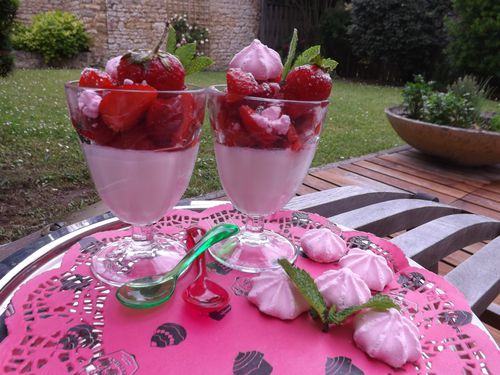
[2,69,496,244]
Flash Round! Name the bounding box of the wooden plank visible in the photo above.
[370,156,478,193]
[479,181,500,195]
[296,184,318,195]
[354,160,468,198]
[438,261,455,275]
[469,188,500,204]
[310,168,403,193]
[483,323,500,345]
[302,175,338,191]
[461,193,500,212]
[339,164,456,204]
[379,153,487,187]
[450,200,500,220]
[442,250,472,267]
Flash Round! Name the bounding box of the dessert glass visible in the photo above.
[64,81,206,286]
[208,85,329,272]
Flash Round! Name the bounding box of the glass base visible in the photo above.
[209,229,297,273]
[91,234,186,287]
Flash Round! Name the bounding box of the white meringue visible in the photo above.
[248,269,309,320]
[315,268,371,310]
[354,308,421,368]
[339,248,393,291]
[229,39,283,81]
[301,228,347,263]
[251,106,291,135]
[78,90,102,119]
[105,55,121,81]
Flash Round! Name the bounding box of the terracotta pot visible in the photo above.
[385,106,500,166]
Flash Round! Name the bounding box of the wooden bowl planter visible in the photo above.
[385,106,500,166]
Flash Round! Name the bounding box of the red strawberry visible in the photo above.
[283,64,332,101]
[116,58,146,84]
[145,56,185,91]
[227,68,260,97]
[79,68,115,89]
[109,126,156,150]
[239,105,279,147]
[146,94,197,148]
[99,83,157,132]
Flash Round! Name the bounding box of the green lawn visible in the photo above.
[0,69,429,243]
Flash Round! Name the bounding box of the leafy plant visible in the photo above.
[11,11,90,64]
[484,114,500,132]
[421,91,476,128]
[447,75,493,110]
[0,0,19,76]
[278,259,398,332]
[168,14,209,55]
[349,0,452,82]
[445,0,500,85]
[402,75,435,119]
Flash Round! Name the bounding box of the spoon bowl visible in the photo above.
[116,223,239,309]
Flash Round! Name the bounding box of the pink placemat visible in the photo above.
[0,204,498,374]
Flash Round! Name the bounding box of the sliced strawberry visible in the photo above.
[116,57,146,84]
[79,68,115,89]
[146,93,197,148]
[227,68,260,96]
[145,56,185,91]
[286,125,301,151]
[284,64,332,101]
[99,84,157,132]
[239,105,279,147]
[109,126,156,150]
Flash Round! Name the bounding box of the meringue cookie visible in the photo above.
[301,228,347,263]
[339,248,393,291]
[315,268,371,310]
[251,106,290,135]
[229,39,283,81]
[354,308,421,368]
[78,90,102,119]
[248,269,309,320]
[105,55,121,81]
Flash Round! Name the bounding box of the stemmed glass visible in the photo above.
[208,85,329,272]
[64,82,206,286]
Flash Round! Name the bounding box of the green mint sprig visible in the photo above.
[281,28,298,81]
[165,24,213,75]
[278,259,399,332]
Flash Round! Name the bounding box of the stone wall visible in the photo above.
[15,0,261,70]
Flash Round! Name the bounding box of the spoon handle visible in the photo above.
[171,223,239,277]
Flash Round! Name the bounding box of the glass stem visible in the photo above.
[243,215,266,241]
[130,224,155,256]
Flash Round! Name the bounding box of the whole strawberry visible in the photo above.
[116,25,185,90]
[284,64,332,101]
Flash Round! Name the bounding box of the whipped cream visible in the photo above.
[339,248,393,291]
[229,39,283,81]
[105,55,121,81]
[300,228,347,263]
[248,269,309,320]
[78,90,102,119]
[252,106,290,135]
[315,268,371,310]
[354,308,421,368]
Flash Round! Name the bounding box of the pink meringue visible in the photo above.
[339,248,393,291]
[105,55,121,81]
[251,106,290,135]
[229,39,283,81]
[354,308,421,368]
[248,269,309,320]
[78,90,102,119]
[315,268,371,310]
[300,228,347,263]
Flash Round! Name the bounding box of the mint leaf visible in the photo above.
[175,42,197,68]
[166,24,177,53]
[312,56,339,72]
[185,56,214,75]
[278,259,327,323]
[281,28,298,81]
[292,45,321,70]
[327,294,399,325]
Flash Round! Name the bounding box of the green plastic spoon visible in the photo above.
[116,223,239,309]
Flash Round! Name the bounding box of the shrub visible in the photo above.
[488,115,500,132]
[349,0,452,82]
[169,14,209,55]
[12,11,90,64]
[402,75,435,119]
[0,0,19,76]
[446,0,500,86]
[421,91,476,127]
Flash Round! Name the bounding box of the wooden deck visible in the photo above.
[211,145,500,343]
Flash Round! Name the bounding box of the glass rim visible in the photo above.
[64,80,206,94]
[208,84,330,105]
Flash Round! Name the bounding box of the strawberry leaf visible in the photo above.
[185,56,214,75]
[312,56,339,72]
[281,28,298,81]
[292,45,321,70]
[166,24,177,53]
[327,294,399,326]
[278,259,328,323]
[175,42,197,68]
